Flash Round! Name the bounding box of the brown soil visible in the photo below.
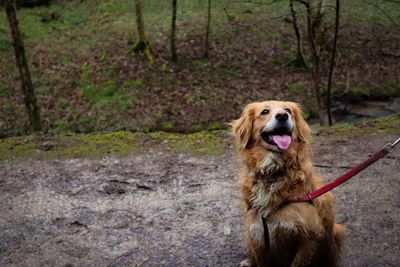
[1,133,399,266]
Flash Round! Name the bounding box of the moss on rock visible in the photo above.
[1,114,398,161]
[316,113,400,140]
[0,130,230,161]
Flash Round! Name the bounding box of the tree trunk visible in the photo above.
[171,0,178,62]
[203,0,211,58]
[289,0,307,69]
[304,0,324,125]
[4,0,42,132]
[135,0,146,43]
[133,0,153,66]
[326,0,340,126]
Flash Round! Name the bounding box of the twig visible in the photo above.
[314,164,351,169]
[145,208,175,222]
[135,256,149,267]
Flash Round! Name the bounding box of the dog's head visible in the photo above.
[232,101,311,154]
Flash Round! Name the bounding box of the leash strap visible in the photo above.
[262,217,270,248]
[293,138,399,203]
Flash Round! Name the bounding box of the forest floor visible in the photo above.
[0,0,400,136]
[1,115,399,266]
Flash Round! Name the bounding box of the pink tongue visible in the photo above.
[272,135,292,150]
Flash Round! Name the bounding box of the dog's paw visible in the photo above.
[239,258,254,267]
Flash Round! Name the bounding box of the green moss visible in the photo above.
[134,79,144,89]
[0,139,39,160]
[0,130,230,161]
[208,121,223,131]
[185,94,196,103]
[4,101,13,111]
[1,115,397,162]
[162,122,174,131]
[349,86,370,98]
[0,83,8,97]
[288,82,306,94]
[79,82,98,100]
[59,98,70,106]
[0,36,11,52]
[316,113,400,140]
[189,124,204,133]
[147,130,228,155]
[100,80,117,97]
[159,64,169,73]
[198,92,209,100]
[54,119,71,133]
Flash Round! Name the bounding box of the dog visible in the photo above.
[231,101,345,267]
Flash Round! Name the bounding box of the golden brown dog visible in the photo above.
[232,101,345,267]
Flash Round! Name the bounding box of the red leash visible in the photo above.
[293,137,400,203]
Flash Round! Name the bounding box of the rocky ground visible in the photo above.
[0,132,399,267]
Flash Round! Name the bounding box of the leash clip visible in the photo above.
[385,137,400,153]
[306,193,313,204]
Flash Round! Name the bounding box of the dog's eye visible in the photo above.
[285,108,291,114]
[260,109,270,115]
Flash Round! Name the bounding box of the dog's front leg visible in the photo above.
[290,238,318,267]
[245,209,270,267]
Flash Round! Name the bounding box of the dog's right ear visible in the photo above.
[231,104,255,150]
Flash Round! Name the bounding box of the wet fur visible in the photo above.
[232,101,345,267]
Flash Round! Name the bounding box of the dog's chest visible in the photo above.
[249,179,280,216]
[249,206,298,250]
[249,179,299,247]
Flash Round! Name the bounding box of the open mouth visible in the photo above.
[261,127,292,150]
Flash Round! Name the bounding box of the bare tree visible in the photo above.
[326,0,340,126]
[204,0,212,58]
[223,0,341,125]
[133,0,153,66]
[289,0,307,69]
[171,0,178,62]
[296,0,325,125]
[3,0,42,132]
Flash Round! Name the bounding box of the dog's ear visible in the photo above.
[231,104,255,149]
[290,103,311,144]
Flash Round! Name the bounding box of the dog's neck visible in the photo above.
[255,149,310,181]
[256,152,285,179]
[247,145,314,216]
[249,153,308,216]
[243,142,312,181]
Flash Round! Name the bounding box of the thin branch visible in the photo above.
[361,0,399,26]
[378,0,400,3]
[223,4,336,28]
[226,0,286,6]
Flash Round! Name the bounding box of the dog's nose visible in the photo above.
[275,112,288,122]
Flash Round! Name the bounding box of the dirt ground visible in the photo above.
[0,133,399,267]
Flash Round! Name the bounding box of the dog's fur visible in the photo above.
[232,101,345,267]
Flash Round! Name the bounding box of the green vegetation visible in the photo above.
[0,0,399,137]
[0,83,8,97]
[1,114,399,161]
[316,114,400,141]
[207,121,223,131]
[0,130,230,161]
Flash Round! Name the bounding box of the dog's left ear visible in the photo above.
[290,103,311,144]
[231,104,255,149]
